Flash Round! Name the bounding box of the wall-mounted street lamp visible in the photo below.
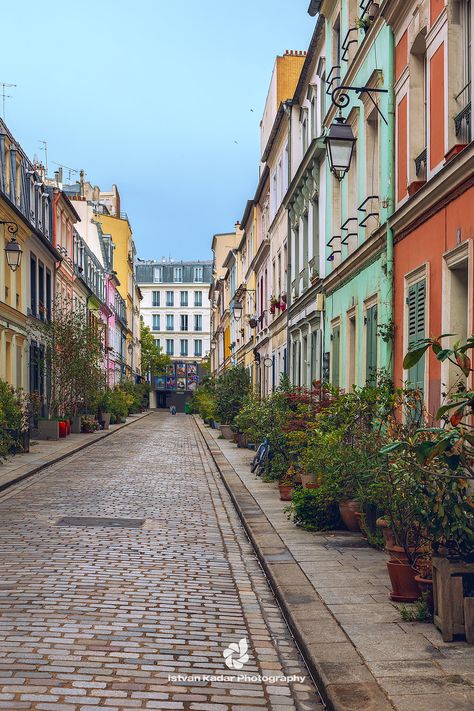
[232,301,243,321]
[325,116,356,182]
[1,221,22,272]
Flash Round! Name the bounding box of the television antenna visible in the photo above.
[0,82,16,119]
[51,161,79,182]
[39,140,48,174]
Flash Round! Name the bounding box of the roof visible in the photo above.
[308,0,322,16]
[293,15,325,103]
[240,200,254,229]
[253,165,270,204]
[261,103,289,163]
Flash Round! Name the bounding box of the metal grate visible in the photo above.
[56,516,145,529]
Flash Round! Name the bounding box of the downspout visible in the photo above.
[284,101,293,379]
[385,28,395,377]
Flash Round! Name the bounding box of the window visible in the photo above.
[406,280,426,414]
[152,291,160,307]
[166,339,174,356]
[180,291,188,306]
[194,291,202,307]
[365,304,378,384]
[180,339,188,356]
[154,338,161,349]
[194,314,202,331]
[152,314,160,331]
[271,169,277,218]
[174,266,183,283]
[30,254,37,316]
[166,314,174,331]
[331,324,341,387]
[194,339,202,357]
[38,262,45,320]
[180,314,188,331]
[166,291,174,307]
[45,269,52,321]
[153,266,162,283]
[194,266,203,282]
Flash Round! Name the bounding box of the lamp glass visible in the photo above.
[5,239,22,272]
[325,118,356,180]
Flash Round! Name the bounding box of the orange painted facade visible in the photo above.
[393,181,474,416]
[395,31,408,81]
[429,44,445,169]
[430,0,444,25]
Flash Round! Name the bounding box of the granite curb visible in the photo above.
[0,411,152,494]
[195,416,396,711]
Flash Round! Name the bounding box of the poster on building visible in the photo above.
[187,363,197,376]
[176,362,186,377]
[166,375,177,390]
[155,375,166,390]
[187,375,198,391]
[176,377,186,391]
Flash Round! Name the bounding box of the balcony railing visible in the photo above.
[414,148,427,180]
[454,82,471,145]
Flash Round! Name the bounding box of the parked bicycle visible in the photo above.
[250,437,271,476]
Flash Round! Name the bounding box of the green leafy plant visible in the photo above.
[398,593,432,623]
[286,485,343,531]
[214,366,251,426]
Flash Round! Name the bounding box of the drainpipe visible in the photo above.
[385,28,395,377]
[284,101,293,379]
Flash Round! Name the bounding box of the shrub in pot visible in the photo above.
[215,366,250,430]
[286,484,343,531]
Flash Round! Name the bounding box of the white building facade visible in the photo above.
[136,258,212,408]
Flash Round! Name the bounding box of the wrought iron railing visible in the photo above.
[414,148,427,179]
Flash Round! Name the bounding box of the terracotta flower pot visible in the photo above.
[386,560,420,602]
[339,499,361,532]
[300,472,320,489]
[278,483,294,501]
[237,432,248,448]
[415,575,434,613]
[219,424,234,440]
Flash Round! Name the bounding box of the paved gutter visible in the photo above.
[195,416,395,711]
[0,411,151,494]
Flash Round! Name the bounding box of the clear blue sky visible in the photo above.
[2,1,314,260]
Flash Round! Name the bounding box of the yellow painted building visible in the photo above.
[95,212,141,379]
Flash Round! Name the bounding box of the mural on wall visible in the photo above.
[155,363,200,392]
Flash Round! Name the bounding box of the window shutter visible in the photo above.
[332,326,340,387]
[366,305,378,384]
[407,280,426,392]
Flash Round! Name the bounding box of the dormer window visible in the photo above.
[174,266,183,283]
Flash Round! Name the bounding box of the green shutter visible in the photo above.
[407,280,426,393]
[366,305,378,384]
[332,325,340,387]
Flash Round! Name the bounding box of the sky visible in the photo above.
[1,1,314,261]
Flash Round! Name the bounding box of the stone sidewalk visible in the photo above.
[196,418,474,711]
[0,412,151,493]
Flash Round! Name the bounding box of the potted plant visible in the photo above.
[215,366,251,440]
[278,474,295,501]
[97,390,112,430]
[81,415,100,433]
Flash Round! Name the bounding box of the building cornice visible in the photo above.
[389,144,474,241]
[249,239,270,274]
[284,138,325,207]
[323,227,386,296]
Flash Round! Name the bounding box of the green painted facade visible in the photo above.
[322,13,395,389]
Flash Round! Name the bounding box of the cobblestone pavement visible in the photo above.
[0,413,322,711]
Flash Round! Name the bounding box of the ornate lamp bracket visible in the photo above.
[0,220,19,236]
[331,85,389,125]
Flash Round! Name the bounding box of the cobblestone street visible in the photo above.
[0,413,322,711]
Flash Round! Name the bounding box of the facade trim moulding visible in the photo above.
[323,228,387,296]
[284,138,325,209]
